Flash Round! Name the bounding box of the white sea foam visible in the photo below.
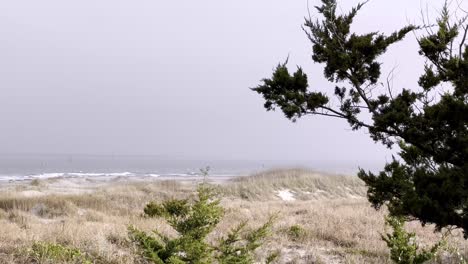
[0,175,20,182]
[0,172,138,182]
[68,173,103,177]
[166,173,192,177]
[0,171,238,183]
[107,172,134,177]
[30,173,65,179]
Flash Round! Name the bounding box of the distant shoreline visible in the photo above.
[0,172,242,184]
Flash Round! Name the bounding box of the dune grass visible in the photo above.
[220,168,366,200]
[0,169,466,263]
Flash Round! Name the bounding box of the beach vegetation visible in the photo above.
[381,216,443,264]
[26,242,92,264]
[129,184,277,264]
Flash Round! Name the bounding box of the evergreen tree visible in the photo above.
[253,0,468,236]
[129,185,277,263]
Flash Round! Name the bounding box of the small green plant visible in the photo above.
[265,250,280,264]
[215,216,277,264]
[30,179,41,186]
[27,242,92,264]
[286,224,307,242]
[129,184,277,264]
[199,166,211,183]
[381,216,443,264]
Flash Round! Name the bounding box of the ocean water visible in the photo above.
[0,154,382,182]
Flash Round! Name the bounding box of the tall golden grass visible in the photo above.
[0,169,466,263]
[221,168,366,200]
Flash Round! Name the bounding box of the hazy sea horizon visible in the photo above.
[0,154,384,182]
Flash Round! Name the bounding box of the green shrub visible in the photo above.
[129,184,277,264]
[215,217,277,264]
[30,179,42,186]
[382,216,443,264]
[27,242,92,264]
[287,225,307,242]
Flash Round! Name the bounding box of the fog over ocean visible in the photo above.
[0,154,384,182]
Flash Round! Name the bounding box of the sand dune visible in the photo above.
[0,169,466,263]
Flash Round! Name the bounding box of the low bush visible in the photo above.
[129,184,278,264]
[382,216,443,264]
[26,242,92,264]
[286,225,307,242]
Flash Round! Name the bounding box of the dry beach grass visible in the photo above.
[0,169,467,263]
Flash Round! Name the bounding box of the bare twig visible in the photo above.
[386,65,398,101]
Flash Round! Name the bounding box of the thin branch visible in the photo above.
[319,105,348,118]
[307,111,347,119]
[419,1,435,35]
[459,23,468,58]
[352,105,371,109]
[346,71,378,115]
[386,65,398,100]
[318,105,374,129]
[306,0,314,25]
[413,101,424,114]
[456,0,468,14]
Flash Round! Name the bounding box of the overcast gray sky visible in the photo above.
[0,0,457,163]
